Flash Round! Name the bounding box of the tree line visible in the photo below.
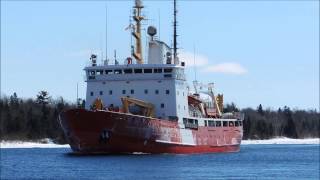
[0,92,319,144]
[0,91,75,144]
[224,103,319,139]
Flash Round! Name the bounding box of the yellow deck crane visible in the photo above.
[193,81,223,117]
[91,98,104,110]
[121,97,155,117]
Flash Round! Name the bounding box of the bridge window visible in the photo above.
[183,118,187,124]
[155,90,159,94]
[223,121,228,127]
[144,89,148,94]
[134,69,142,73]
[124,69,132,74]
[130,89,134,94]
[161,103,164,108]
[109,90,112,95]
[96,70,103,75]
[164,68,173,73]
[105,70,113,74]
[166,90,170,94]
[90,71,95,75]
[122,90,126,94]
[99,91,103,95]
[216,121,221,127]
[154,68,162,73]
[205,120,207,127]
[114,69,122,74]
[144,69,152,73]
[208,120,215,127]
[183,118,199,129]
[90,92,94,96]
[229,121,234,127]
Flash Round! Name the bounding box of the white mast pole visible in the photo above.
[106,5,108,61]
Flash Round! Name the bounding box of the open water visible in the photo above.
[1,144,319,180]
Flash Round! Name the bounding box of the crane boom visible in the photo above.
[121,97,155,117]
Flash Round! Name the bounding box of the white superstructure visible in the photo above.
[85,38,188,122]
[83,0,232,127]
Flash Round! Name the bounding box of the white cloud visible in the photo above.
[203,62,248,75]
[179,51,209,67]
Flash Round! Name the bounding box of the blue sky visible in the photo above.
[1,0,319,111]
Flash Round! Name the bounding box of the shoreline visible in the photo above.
[241,137,319,145]
[1,137,319,148]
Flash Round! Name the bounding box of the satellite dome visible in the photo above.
[147,26,157,37]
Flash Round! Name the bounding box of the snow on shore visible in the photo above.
[242,137,320,145]
[1,138,319,148]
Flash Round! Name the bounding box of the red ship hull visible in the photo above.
[59,109,242,154]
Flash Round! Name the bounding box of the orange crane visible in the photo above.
[92,98,104,110]
[121,97,155,117]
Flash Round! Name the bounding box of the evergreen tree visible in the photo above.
[36,91,51,105]
[257,104,264,115]
[243,116,251,139]
[224,103,240,113]
[9,92,19,107]
[282,106,298,138]
[26,107,41,139]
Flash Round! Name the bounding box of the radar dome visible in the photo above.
[135,0,143,7]
[147,26,157,37]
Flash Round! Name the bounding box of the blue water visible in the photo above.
[1,144,319,180]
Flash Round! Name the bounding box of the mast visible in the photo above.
[132,0,144,64]
[173,0,178,64]
[76,83,79,105]
[193,44,197,81]
[105,5,108,61]
[158,8,161,40]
